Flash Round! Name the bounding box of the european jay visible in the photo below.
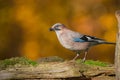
[49,23,115,62]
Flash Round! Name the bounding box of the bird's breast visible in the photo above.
[56,32,90,51]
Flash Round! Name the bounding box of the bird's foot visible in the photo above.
[70,59,75,62]
[69,59,76,63]
[81,58,86,63]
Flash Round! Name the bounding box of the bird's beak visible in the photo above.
[49,28,54,31]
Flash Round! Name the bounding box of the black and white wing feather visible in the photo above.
[73,35,115,44]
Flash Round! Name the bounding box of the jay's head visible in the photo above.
[49,23,66,32]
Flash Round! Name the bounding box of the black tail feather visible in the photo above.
[102,42,116,45]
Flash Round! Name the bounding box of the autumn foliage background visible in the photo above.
[0,0,119,63]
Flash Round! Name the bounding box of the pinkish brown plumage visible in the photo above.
[49,23,115,62]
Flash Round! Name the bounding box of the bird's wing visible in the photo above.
[73,35,104,42]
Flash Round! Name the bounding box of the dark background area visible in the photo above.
[0,0,119,63]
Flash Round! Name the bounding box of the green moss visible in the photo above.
[76,59,108,67]
[0,57,109,70]
[0,57,38,69]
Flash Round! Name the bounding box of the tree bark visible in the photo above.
[0,60,115,80]
[115,10,120,80]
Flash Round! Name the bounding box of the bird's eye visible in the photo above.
[54,26,61,30]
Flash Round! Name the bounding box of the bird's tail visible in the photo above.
[101,41,116,45]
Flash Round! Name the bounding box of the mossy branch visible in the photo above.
[0,57,115,80]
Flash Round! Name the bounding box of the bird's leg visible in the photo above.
[72,53,79,61]
[82,50,88,62]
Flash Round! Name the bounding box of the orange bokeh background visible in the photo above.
[0,0,119,63]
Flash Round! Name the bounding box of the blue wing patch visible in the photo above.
[73,35,104,43]
[73,38,86,42]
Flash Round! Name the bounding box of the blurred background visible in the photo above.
[0,0,119,63]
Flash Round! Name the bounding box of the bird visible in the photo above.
[49,23,115,62]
